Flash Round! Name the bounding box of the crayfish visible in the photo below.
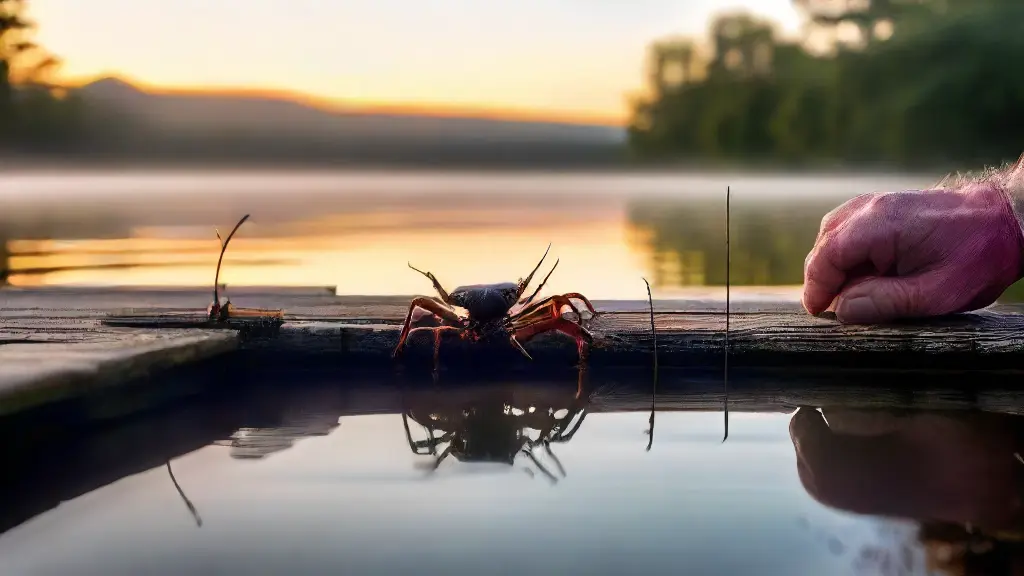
[391,243,598,366]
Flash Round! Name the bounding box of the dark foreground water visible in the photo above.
[3,366,1024,576]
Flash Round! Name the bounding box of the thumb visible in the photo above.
[833,273,945,324]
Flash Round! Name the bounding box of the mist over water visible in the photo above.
[3,169,962,300]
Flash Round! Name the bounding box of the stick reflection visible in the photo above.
[166,460,202,527]
[643,277,657,452]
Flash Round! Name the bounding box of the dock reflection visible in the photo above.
[0,395,243,534]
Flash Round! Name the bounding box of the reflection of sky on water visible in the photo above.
[0,170,943,298]
[0,412,924,575]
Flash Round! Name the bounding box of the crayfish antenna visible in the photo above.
[509,336,534,360]
[643,277,657,452]
[520,258,560,307]
[517,242,552,298]
[211,214,250,320]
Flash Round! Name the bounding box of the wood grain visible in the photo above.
[7,287,1024,371]
[94,294,1024,370]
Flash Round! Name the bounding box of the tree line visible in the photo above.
[0,0,89,153]
[628,0,1024,170]
[5,0,1024,169]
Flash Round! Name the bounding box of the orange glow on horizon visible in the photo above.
[63,72,628,127]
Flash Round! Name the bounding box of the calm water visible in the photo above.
[3,368,1024,575]
[10,168,1008,300]
[5,169,1024,575]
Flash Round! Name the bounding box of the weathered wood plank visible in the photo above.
[0,325,238,417]
[2,286,803,318]
[86,291,1024,370]
[8,287,1024,373]
[135,311,1024,369]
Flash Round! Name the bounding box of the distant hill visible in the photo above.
[75,77,626,148]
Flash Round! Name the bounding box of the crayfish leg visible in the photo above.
[508,336,534,361]
[407,263,453,304]
[406,325,461,374]
[513,316,593,366]
[393,297,462,358]
[559,292,598,317]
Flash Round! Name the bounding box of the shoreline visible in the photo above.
[0,157,942,179]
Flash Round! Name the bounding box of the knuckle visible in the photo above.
[804,231,843,280]
[819,192,879,233]
[867,191,897,211]
[812,229,841,259]
[818,210,839,235]
[803,244,823,277]
[866,190,917,219]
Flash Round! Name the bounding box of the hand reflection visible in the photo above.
[790,407,1024,530]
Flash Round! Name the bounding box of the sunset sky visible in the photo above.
[30,0,803,124]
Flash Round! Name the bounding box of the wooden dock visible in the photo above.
[90,286,1024,371]
[4,285,1024,420]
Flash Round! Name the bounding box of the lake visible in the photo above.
[4,365,1022,576]
[9,168,1011,301]
[4,169,1024,575]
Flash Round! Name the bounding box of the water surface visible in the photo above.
[3,370,1022,575]
[3,169,962,299]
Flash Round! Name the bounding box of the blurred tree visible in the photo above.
[0,0,86,151]
[629,11,786,162]
[706,11,778,79]
[0,0,29,142]
[628,0,1024,169]
[647,38,702,95]
[792,0,934,49]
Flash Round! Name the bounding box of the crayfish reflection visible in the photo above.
[401,370,590,483]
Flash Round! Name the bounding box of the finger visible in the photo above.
[790,408,851,505]
[789,407,829,459]
[802,211,897,315]
[789,408,833,497]
[790,408,915,516]
[833,271,952,324]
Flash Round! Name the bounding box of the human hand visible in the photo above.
[789,407,1024,529]
[802,180,1024,324]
